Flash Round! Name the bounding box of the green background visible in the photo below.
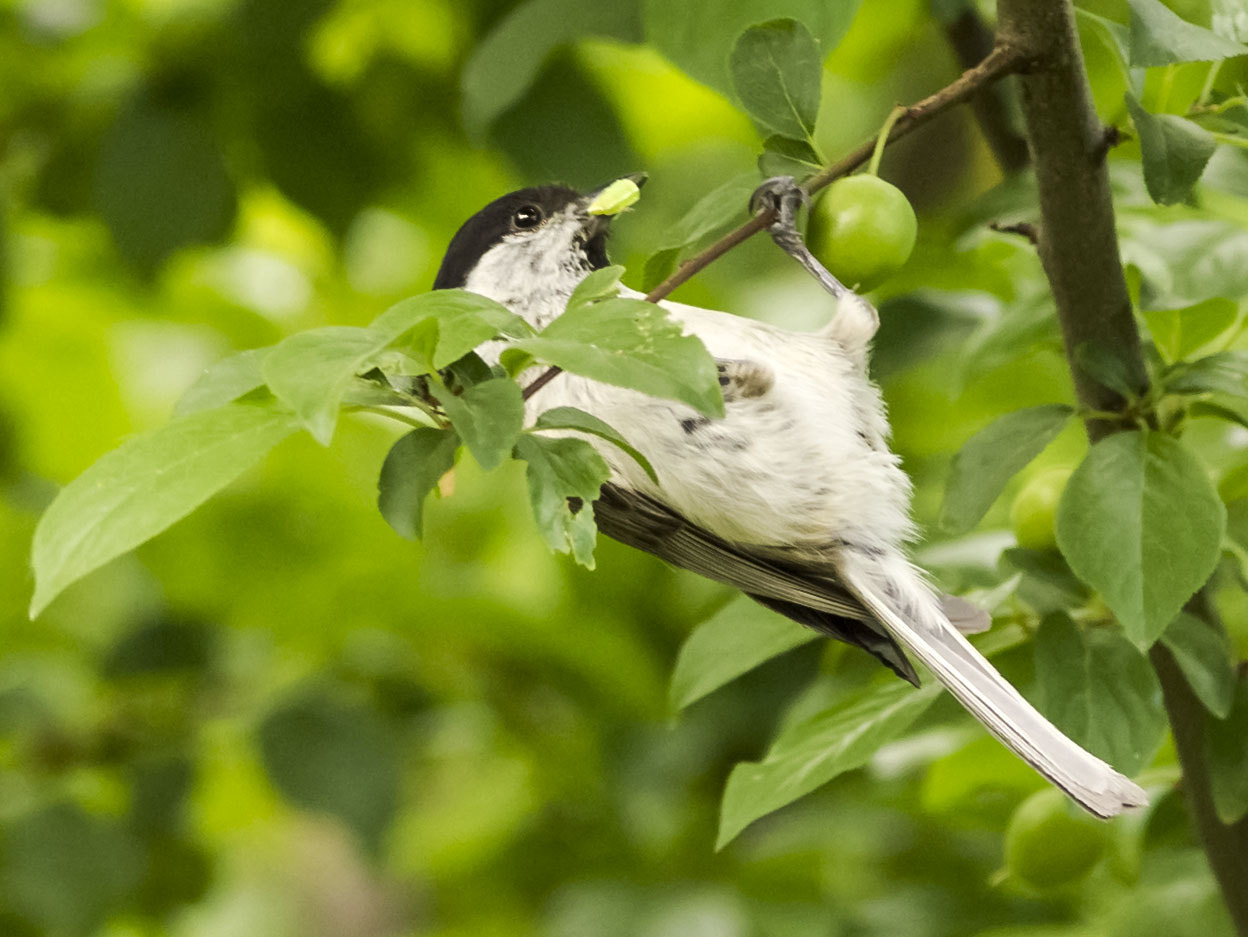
[2,0,1246,934]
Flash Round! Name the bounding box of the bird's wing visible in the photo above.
[591,483,918,683]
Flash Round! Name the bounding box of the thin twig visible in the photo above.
[519,43,1028,404]
[521,365,564,401]
[646,43,1029,304]
[989,220,1039,244]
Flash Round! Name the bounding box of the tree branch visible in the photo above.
[996,1,1248,931]
[646,41,1029,304]
[996,0,1147,442]
[521,42,1028,403]
[1152,638,1248,934]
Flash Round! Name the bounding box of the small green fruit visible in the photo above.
[806,175,917,290]
[1005,788,1110,888]
[1010,468,1072,552]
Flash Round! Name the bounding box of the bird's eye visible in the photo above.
[513,205,543,229]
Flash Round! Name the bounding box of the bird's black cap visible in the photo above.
[432,175,647,290]
[433,185,584,290]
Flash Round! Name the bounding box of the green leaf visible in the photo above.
[1144,297,1238,363]
[1002,547,1092,604]
[262,326,385,445]
[378,290,534,369]
[1166,349,1248,399]
[1213,0,1248,42]
[758,134,822,179]
[258,688,400,849]
[264,291,530,444]
[434,379,525,471]
[1033,614,1167,775]
[567,264,626,309]
[730,19,822,138]
[654,173,759,253]
[1078,8,1146,92]
[460,0,642,135]
[1190,398,1248,431]
[516,297,724,417]
[514,434,610,568]
[1206,672,1248,823]
[377,427,460,540]
[30,402,299,618]
[174,346,272,416]
[1128,0,1248,66]
[1126,94,1217,205]
[717,679,941,848]
[642,248,679,292]
[1056,431,1226,646]
[644,0,859,97]
[1161,612,1237,718]
[940,404,1074,534]
[533,405,658,482]
[670,594,816,710]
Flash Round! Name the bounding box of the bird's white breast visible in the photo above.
[525,288,917,554]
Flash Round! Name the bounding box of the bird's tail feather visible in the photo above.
[838,552,1148,819]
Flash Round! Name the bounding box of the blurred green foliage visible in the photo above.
[2,0,1248,935]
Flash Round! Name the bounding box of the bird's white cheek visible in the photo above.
[463,229,592,330]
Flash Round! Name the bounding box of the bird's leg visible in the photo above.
[750,176,880,350]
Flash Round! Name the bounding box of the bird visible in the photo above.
[430,173,1148,818]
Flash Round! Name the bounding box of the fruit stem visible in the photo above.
[867,106,908,177]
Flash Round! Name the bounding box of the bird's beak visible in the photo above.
[585,172,648,217]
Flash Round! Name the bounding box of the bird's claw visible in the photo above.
[750,175,808,230]
[750,176,852,301]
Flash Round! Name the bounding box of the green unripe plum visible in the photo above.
[1005,788,1111,888]
[806,175,917,290]
[1009,468,1072,552]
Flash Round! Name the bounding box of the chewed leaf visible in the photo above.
[514,434,610,568]
[433,379,524,471]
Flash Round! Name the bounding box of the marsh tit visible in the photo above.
[431,174,1147,818]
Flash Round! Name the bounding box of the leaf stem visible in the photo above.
[1212,131,1248,150]
[1199,60,1224,107]
[867,105,909,177]
[347,405,444,430]
[1157,64,1177,114]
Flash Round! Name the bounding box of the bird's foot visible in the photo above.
[750,176,880,349]
[750,176,850,300]
[717,358,774,401]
